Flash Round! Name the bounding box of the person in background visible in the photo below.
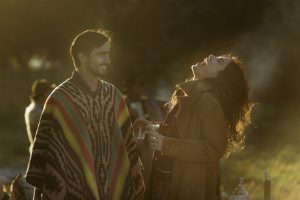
[24,79,55,153]
[10,174,33,200]
[0,178,9,200]
[0,173,34,200]
[25,29,144,199]
[143,54,252,200]
[124,77,166,199]
[124,77,166,122]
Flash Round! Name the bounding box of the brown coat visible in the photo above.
[162,80,227,200]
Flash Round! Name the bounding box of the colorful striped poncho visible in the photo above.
[26,72,145,200]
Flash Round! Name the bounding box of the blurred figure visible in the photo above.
[140,54,252,200]
[0,174,34,200]
[26,29,144,199]
[124,77,166,199]
[0,177,9,200]
[24,79,55,153]
[10,174,33,200]
[124,77,166,122]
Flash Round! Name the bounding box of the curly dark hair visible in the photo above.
[206,55,251,155]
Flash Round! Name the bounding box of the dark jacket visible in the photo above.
[162,80,227,200]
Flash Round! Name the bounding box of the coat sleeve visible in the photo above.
[162,93,227,162]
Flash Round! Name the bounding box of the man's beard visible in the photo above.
[87,64,107,78]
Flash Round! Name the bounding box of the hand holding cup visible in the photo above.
[145,124,164,151]
[133,119,152,140]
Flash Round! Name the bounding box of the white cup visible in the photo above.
[135,123,160,140]
[146,123,160,132]
[135,127,146,140]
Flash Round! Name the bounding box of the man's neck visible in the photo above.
[76,69,98,92]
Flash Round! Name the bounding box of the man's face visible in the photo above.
[85,41,110,77]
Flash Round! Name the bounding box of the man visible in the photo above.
[25,79,55,153]
[26,29,145,200]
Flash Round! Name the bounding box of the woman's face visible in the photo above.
[191,54,232,80]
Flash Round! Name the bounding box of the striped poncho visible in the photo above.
[26,72,145,200]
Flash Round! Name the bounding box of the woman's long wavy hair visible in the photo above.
[170,55,251,156]
[206,55,251,155]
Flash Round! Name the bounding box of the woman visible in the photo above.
[146,54,251,200]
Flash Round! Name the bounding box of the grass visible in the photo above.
[221,106,300,200]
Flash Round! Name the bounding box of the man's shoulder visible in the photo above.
[99,79,120,94]
[45,78,74,101]
[51,78,73,93]
[100,79,115,89]
[57,78,73,89]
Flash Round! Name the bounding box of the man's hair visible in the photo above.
[70,29,111,68]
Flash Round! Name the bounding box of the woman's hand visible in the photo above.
[146,131,165,151]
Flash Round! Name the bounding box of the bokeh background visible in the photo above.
[1,0,300,199]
